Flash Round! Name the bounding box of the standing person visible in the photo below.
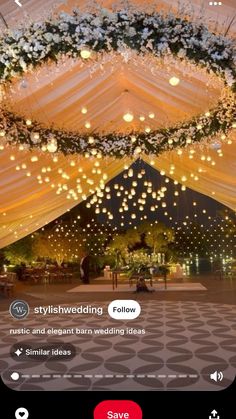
[80,253,90,284]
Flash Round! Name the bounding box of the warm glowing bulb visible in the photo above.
[80,48,91,59]
[47,139,57,153]
[85,122,91,129]
[134,146,142,154]
[123,112,134,122]
[33,132,40,140]
[26,119,32,126]
[81,107,88,114]
[148,112,155,119]
[169,76,180,86]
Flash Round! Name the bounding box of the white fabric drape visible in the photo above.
[0,0,235,248]
[0,148,133,247]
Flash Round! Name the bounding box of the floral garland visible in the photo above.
[0,8,235,157]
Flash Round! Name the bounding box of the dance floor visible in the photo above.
[1,300,236,391]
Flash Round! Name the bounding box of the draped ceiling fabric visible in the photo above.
[0,0,236,248]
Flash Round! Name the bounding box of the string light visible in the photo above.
[47,138,57,153]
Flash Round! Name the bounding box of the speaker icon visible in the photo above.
[210,371,223,382]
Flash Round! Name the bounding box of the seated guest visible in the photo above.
[136,277,153,293]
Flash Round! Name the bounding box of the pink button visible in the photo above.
[94,400,142,419]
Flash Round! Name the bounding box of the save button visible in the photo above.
[94,401,142,419]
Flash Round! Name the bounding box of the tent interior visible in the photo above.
[0,0,236,248]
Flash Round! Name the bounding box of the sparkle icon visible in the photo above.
[15,348,23,357]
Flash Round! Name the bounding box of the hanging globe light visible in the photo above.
[80,48,92,59]
[85,121,91,129]
[47,138,57,153]
[169,76,180,86]
[123,112,134,122]
[148,112,155,119]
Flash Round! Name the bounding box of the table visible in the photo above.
[111,270,122,290]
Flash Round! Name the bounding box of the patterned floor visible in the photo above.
[67,283,207,292]
[1,300,236,391]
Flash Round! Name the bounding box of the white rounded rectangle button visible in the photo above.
[108,300,141,320]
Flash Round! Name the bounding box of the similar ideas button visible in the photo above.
[108,300,141,320]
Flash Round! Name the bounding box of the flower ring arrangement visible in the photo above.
[0,8,235,157]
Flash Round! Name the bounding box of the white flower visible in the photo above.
[108,13,118,23]
[224,69,235,87]
[53,34,61,43]
[22,43,31,52]
[43,32,53,42]
[19,57,27,71]
[59,23,69,31]
[101,8,110,18]
[91,17,102,27]
[127,27,137,37]
[177,48,186,58]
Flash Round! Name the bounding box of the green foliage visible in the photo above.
[32,230,85,266]
[4,236,34,265]
[138,222,175,254]
[107,222,175,267]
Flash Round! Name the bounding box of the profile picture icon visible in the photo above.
[9,300,30,320]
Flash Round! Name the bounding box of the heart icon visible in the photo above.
[15,408,29,419]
